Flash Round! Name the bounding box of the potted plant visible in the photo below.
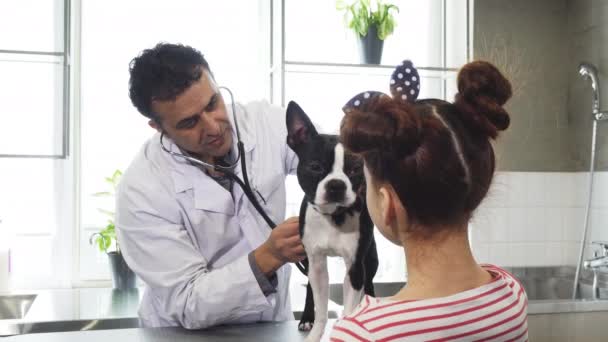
[89,169,136,290]
[336,0,399,64]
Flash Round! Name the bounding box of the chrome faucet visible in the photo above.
[573,63,608,299]
[583,241,608,299]
[584,241,608,268]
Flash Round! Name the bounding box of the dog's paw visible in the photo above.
[298,321,313,331]
[298,311,315,331]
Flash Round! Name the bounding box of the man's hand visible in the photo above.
[254,217,306,276]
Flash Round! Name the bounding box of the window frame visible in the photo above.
[271,0,473,285]
[270,0,472,107]
[0,0,71,159]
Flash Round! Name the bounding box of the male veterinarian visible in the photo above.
[115,43,306,329]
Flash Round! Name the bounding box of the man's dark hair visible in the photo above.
[128,43,212,120]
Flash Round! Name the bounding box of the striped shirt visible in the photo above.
[330,265,528,342]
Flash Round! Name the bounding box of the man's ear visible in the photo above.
[286,101,318,151]
[149,119,161,132]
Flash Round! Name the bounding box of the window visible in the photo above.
[0,0,72,289]
[78,0,271,281]
[2,1,469,288]
[0,0,69,157]
[277,0,470,285]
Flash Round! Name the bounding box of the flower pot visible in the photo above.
[107,251,136,289]
[357,24,384,65]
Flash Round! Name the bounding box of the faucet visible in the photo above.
[573,63,608,299]
[583,241,608,299]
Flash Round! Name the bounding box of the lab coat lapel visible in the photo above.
[229,104,270,249]
[229,103,256,208]
[163,134,235,215]
[233,155,270,249]
[192,168,235,215]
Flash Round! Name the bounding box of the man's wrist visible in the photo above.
[248,251,278,296]
[253,244,284,277]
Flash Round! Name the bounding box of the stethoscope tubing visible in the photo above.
[159,87,307,275]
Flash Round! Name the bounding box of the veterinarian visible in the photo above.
[115,43,306,329]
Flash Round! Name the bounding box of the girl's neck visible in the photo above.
[391,225,493,301]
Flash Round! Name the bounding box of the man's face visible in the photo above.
[150,70,233,162]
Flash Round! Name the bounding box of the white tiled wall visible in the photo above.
[471,172,608,267]
[285,172,608,284]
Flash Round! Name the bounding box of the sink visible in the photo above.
[0,294,37,320]
[328,282,405,305]
[326,267,608,305]
[504,266,608,300]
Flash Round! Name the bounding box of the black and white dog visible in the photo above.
[286,101,378,342]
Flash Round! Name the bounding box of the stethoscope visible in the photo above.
[160,86,306,275]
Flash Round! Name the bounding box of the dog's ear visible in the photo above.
[286,101,318,151]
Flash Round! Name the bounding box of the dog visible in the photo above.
[286,101,378,342]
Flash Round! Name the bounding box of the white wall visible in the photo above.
[471,172,608,267]
[286,171,608,285]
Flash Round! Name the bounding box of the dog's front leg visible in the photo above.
[298,281,315,331]
[305,254,328,342]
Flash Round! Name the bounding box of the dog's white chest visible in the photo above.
[302,206,360,261]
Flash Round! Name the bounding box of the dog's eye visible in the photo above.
[307,162,324,174]
[347,165,362,177]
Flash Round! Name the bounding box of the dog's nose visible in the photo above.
[325,179,346,202]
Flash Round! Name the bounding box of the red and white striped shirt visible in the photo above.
[330,265,528,342]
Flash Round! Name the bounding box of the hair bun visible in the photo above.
[454,60,512,139]
[341,97,421,157]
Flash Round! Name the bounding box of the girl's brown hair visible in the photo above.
[340,61,512,235]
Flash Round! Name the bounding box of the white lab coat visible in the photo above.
[115,100,298,329]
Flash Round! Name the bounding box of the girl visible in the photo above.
[331,60,528,341]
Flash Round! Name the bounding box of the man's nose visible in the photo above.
[199,113,221,135]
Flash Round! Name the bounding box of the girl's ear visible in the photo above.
[382,185,410,242]
[379,185,395,228]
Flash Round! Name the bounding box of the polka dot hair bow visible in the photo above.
[343,60,420,113]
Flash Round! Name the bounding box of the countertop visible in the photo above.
[0,282,342,336]
[2,320,337,341]
[4,279,608,337]
[1,280,339,323]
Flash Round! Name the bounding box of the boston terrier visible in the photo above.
[286,101,378,342]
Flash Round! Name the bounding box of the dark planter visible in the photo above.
[357,24,384,64]
[107,251,136,289]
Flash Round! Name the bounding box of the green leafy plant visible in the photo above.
[89,169,122,254]
[336,0,399,40]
